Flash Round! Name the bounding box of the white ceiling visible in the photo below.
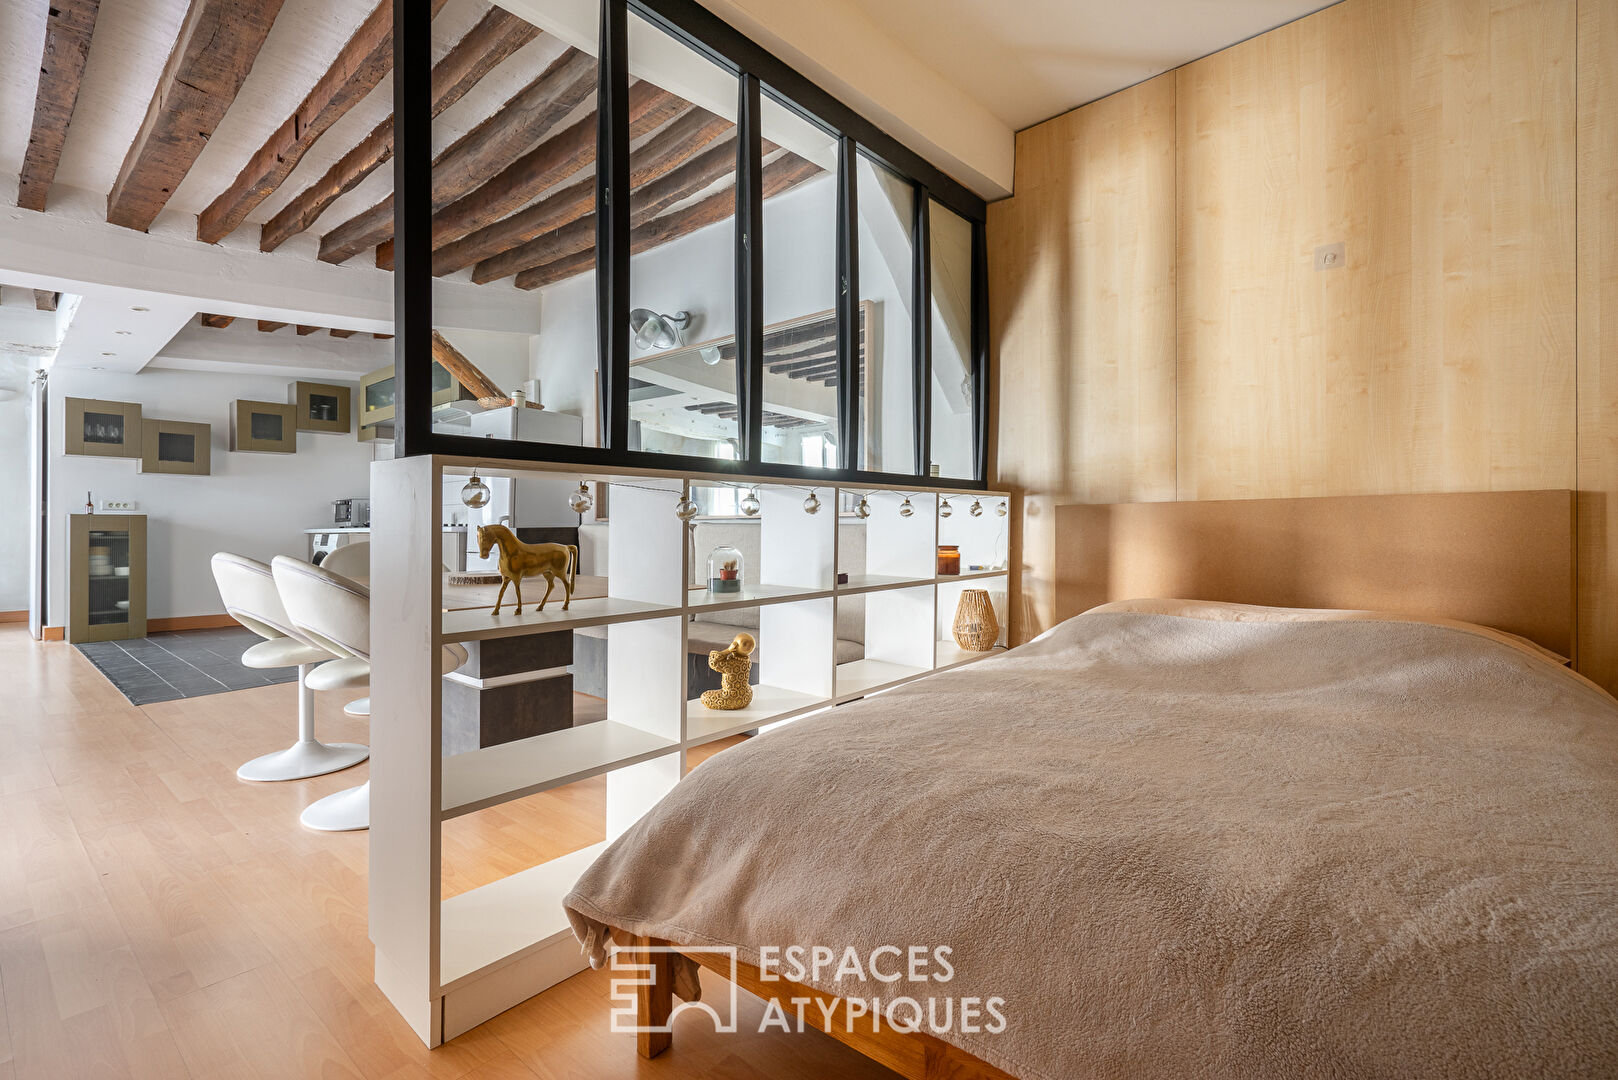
[846,0,1338,131]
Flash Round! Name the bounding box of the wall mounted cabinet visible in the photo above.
[289,380,352,434]
[139,419,211,475]
[65,397,142,458]
[68,513,146,643]
[358,360,464,441]
[229,400,297,453]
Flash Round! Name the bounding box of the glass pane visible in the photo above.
[855,154,915,474]
[929,199,974,478]
[624,12,739,460]
[88,529,131,625]
[365,375,393,416]
[308,393,340,422]
[83,411,124,445]
[429,2,597,452]
[250,411,284,442]
[158,431,195,463]
[759,92,837,464]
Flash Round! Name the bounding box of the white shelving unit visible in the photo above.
[369,454,1008,1046]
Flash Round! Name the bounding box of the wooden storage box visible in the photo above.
[139,419,211,474]
[65,397,142,458]
[357,360,465,441]
[229,400,297,453]
[288,380,352,434]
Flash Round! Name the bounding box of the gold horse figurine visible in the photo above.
[476,524,579,615]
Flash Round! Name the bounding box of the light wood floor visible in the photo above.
[0,626,899,1079]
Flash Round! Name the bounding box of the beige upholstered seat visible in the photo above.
[210,553,369,782]
[320,541,369,582]
[271,555,467,832]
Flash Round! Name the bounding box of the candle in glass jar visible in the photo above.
[937,545,961,575]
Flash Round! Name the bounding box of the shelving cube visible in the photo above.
[369,455,1007,1048]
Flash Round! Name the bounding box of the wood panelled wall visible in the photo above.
[989,0,1618,692]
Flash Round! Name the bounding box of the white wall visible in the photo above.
[436,326,534,396]
[0,390,30,611]
[46,367,380,625]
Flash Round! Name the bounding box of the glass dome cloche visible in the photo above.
[708,545,745,594]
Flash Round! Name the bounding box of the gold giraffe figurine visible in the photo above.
[699,632,757,710]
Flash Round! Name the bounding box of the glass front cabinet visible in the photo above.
[229,400,298,453]
[65,397,142,458]
[357,360,464,441]
[68,513,146,643]
[288,380,353,434]
[140,419,211,474]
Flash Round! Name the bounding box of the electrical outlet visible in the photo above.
[98,499,137,512]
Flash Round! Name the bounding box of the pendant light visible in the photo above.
[461,472,491,509]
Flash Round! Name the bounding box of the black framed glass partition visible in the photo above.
[394,0,989,487]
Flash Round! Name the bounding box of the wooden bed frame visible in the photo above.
[630,936,1018,1080]
[1054,489,1576,656]
[631,490,1577,1079]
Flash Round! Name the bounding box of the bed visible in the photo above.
[562,493,1618,1079]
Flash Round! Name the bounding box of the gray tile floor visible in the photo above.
[75,628,296,705]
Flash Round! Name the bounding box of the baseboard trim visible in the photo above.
[42,614,237,642]
[150,614,238,632]
[0,610,26,624]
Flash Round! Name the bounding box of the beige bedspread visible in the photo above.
[564,606,1618,1079]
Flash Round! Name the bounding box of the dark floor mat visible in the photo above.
[75,628,296,705]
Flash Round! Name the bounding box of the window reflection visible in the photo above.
[929,199,974,478]
[856,155,915,474]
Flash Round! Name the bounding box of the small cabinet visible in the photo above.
[68,513,146,643]
[65,397,142,458]
[358,361,465,441]
[288,380,352,434]
[229,400,297,453]
[140,419,211,475]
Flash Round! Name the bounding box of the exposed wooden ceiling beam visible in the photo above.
[435,100,724,277]
[296,325,320,335]
[374,333,393,340]
[106,0,286,232]
[198,0,448,244]
[17,0,101,212]
[475,128,743,284]
[34,290,60,312]
[318,47,596,265]
[376,239,394,271]
[199,313,235,328]
[514,155,822,290]
[769,351,837,374]
[330,329,358,338]
[258,320,288,332]
[431,331,503,399]
[429,82,685,262]
[258,7,538,253]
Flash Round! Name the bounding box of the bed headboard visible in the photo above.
[1054,490,1575,655]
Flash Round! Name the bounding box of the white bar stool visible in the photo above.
[210,553,369,782]
[320,541,371,719]
[272,555,467,832]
